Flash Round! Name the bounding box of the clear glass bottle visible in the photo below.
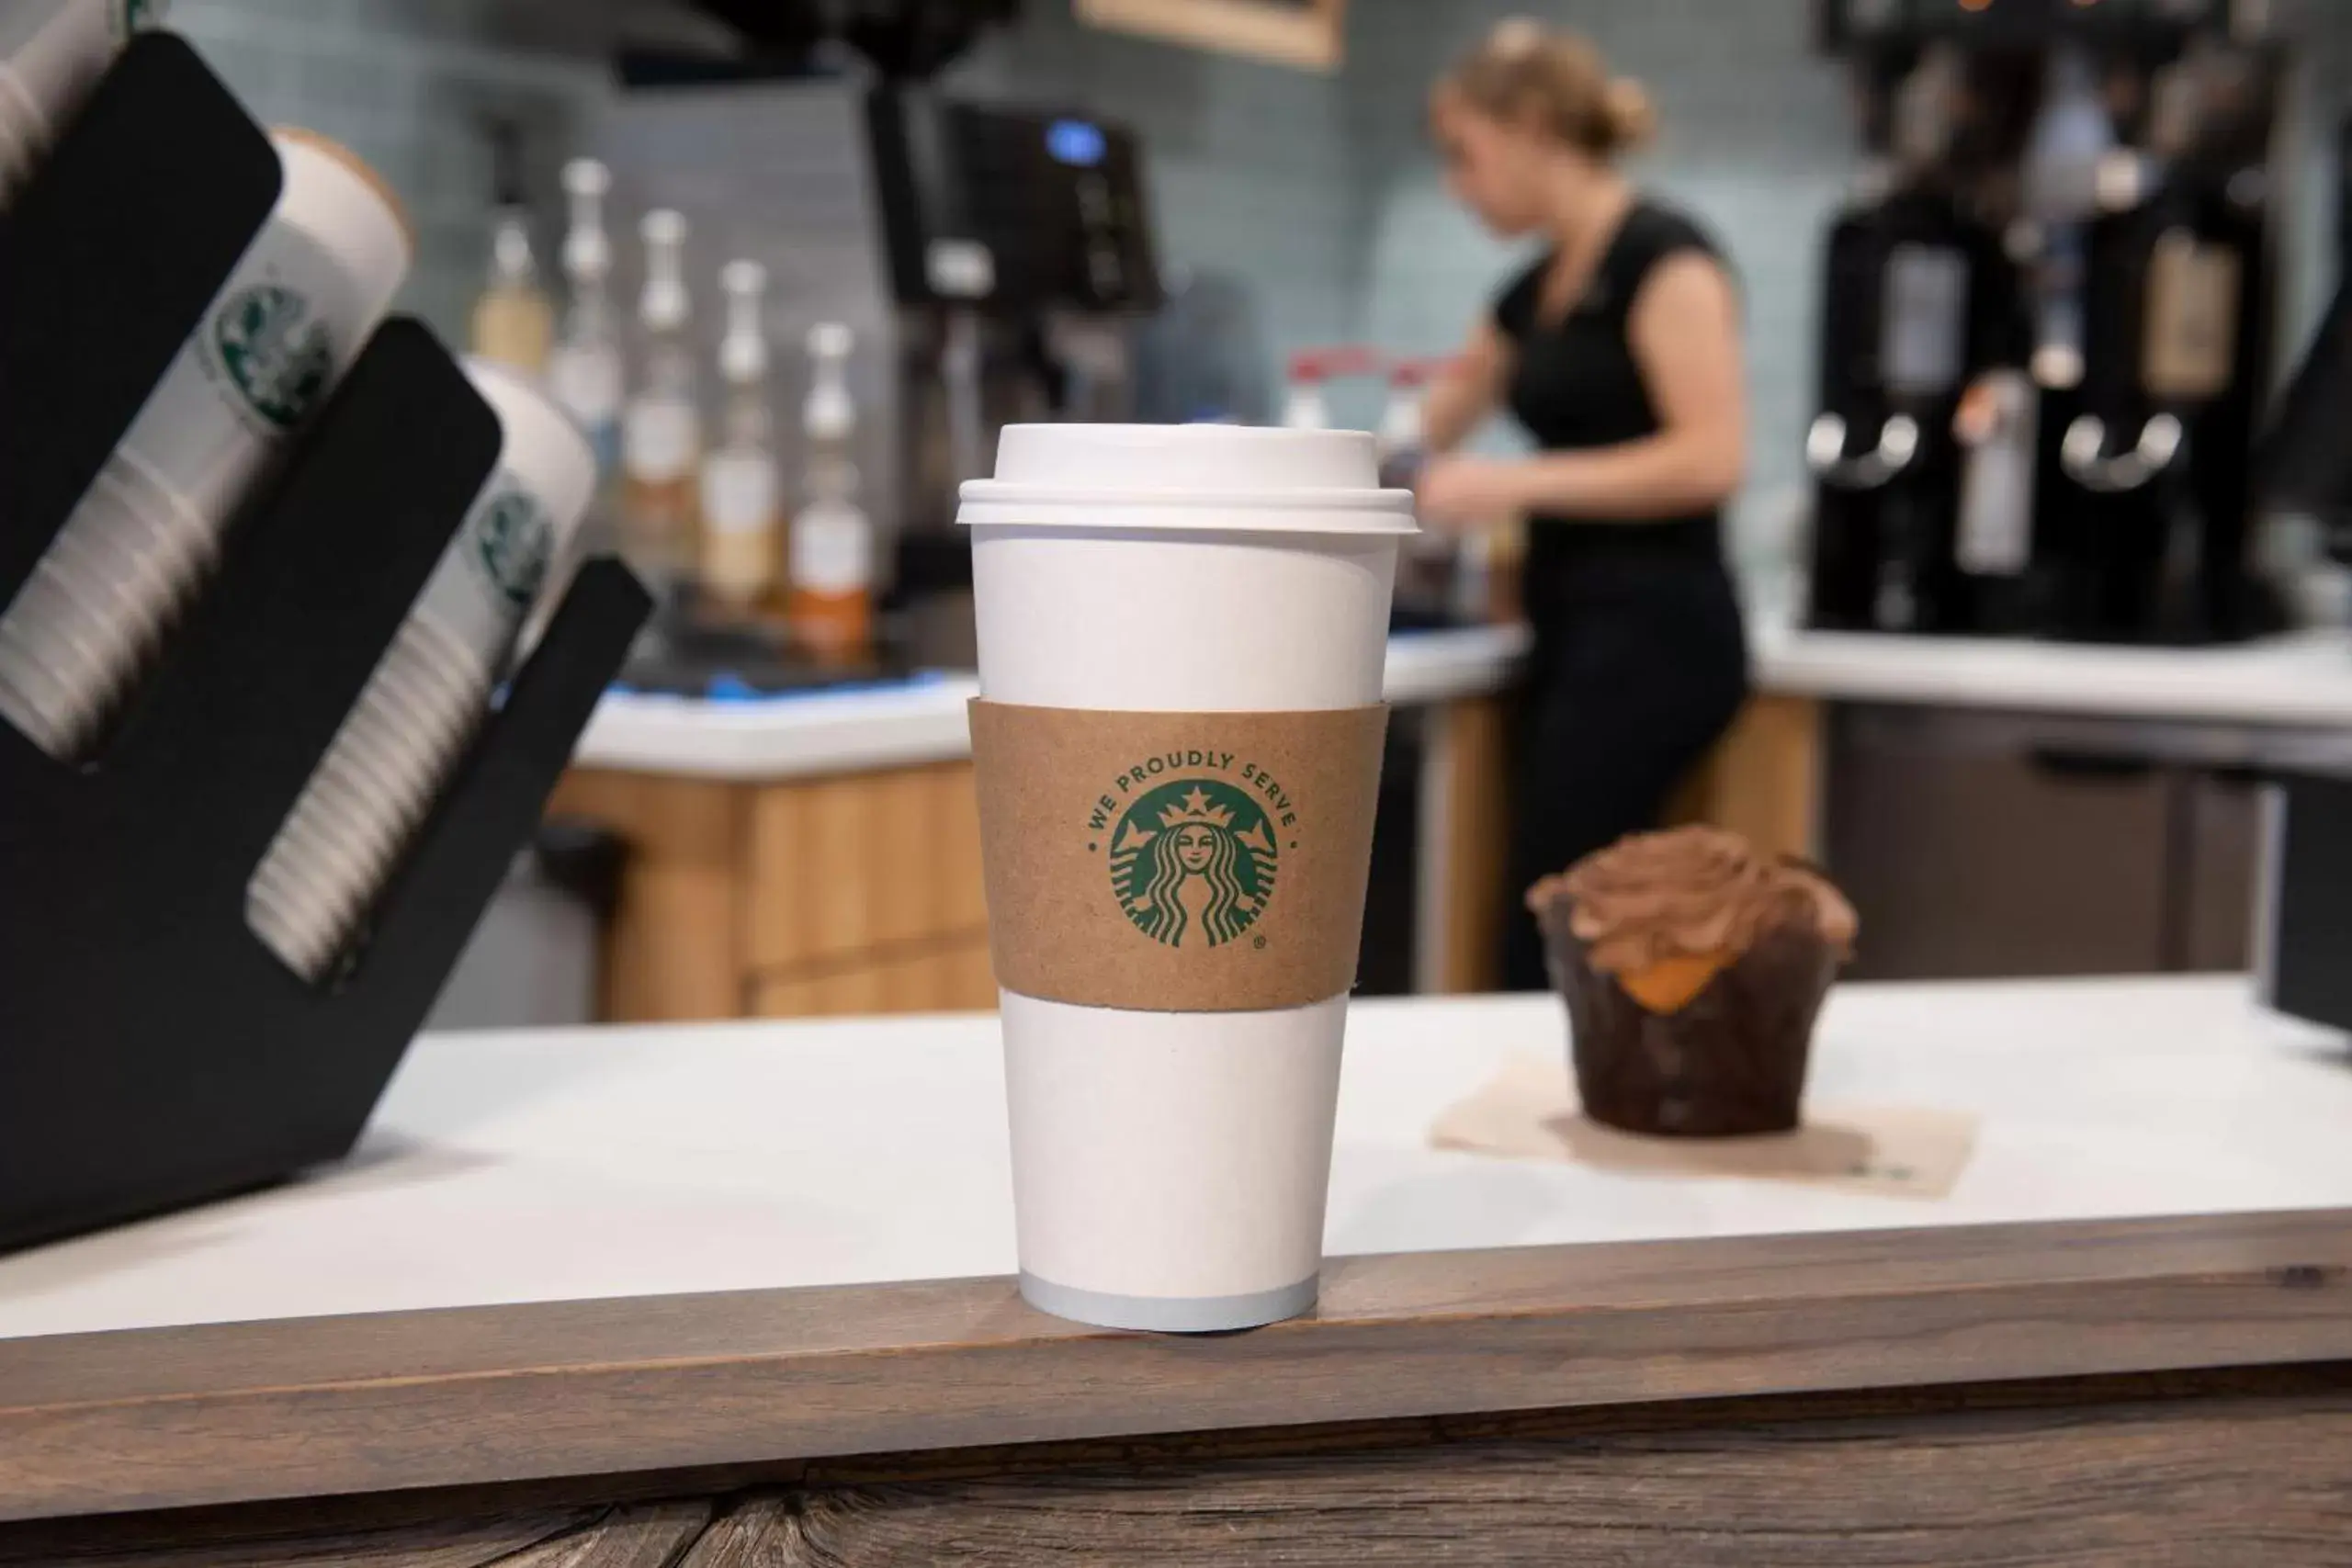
[698,259,781,617]
[788,321,874,660]
[469,120,552,376]
[620,208,700,592]
[548,159,623,542]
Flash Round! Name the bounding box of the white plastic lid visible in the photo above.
[271,130,413,312]
[958,424,1419,536]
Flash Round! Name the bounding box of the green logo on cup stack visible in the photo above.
[1108,779,1279,950]
[213,286,334,431]
[471,489,553,608]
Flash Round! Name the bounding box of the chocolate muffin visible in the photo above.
[1527,826,1857,1138]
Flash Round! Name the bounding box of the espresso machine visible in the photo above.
[1809,0,2292,644]
[866,90,1162,559]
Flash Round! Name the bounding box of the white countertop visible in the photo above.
[2,976,2346,1341]
[1754,625,2352,728]
[573,624,1534,781]
[572,619,2352,784]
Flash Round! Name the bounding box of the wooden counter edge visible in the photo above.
[2,1208,2347,1523]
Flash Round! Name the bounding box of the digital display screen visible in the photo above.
[1046,118,1108,168]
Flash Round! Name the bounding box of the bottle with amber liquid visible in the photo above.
[699,260,782,619]
[468,119,552,376]
[788,322,875,661]
[620,209,700,594]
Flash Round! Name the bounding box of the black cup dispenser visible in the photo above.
[0,36,650,1255]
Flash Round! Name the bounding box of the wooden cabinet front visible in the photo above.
[551,761,994,1023]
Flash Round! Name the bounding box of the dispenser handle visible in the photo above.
[2061,412,2184,493]
[1806,412,1922,490]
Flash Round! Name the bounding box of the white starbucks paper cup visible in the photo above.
[0,126,410,760]
[246,357,595,982]
[961,423,1413,1332]
[0,0,163,206]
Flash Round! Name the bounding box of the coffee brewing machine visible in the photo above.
[869,94,1162,560]
[1808,0,2291,643]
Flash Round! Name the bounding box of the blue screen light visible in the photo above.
[1046,118,1107,168]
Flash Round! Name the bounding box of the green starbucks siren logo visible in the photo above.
[472,489,554,608]
[1109,779,1279,950]
[213,285,334,430]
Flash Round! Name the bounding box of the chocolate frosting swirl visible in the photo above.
[1529,825,1857,977]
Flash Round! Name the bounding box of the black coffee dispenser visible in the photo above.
[1810,0,2290,645]
[2048,50,2279,643]
[1808,45,2029,634]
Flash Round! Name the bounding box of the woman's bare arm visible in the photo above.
[1417,254,1747,525]
[1419,316,1513,454]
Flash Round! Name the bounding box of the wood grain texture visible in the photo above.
[549,773,747,1023]
[2,1503,712,1568]
[931,764,989,935]
[4,1211,2349,1523]
[1436,695,1510,994]
[749,933,994,1020]
[935,936,998,1012]
[748,764,992,978]
[762,1382,2352,1565]
[5,1511,590,1566]
[1673,694,1824,862]
[13,1374,2352,1565]
[1074,0,1349,71]
[560,761,992,1024]
[494,1501,713,1568]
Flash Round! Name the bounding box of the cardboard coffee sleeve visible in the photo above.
[971,701,1388,1013]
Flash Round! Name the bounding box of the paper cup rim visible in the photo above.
[272,126,415,251]
[0,68,52,153]
[958,484,1419,536]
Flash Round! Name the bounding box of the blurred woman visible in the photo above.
[1417,19,1750,990]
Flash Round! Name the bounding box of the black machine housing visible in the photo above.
[1806,0,2289,643]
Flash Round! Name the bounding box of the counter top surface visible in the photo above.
[3,975,2346,1343]
[6,977,2352,1524]
[572,624,1534,781]
[1753,625,2352,728]
[571,623,2352,782]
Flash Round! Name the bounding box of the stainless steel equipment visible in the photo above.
[1826,705,2268,979]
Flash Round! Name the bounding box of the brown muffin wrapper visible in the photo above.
[1539,908,1840,1139]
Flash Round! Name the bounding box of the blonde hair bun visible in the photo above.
[1487,16,1546,57]
[1600,76,1657,153]
[1442,21,1659,161]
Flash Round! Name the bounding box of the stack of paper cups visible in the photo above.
[0,0,164,206]
[0,127,410,760]
[246,359,596,983]
[961,424,1414,1332]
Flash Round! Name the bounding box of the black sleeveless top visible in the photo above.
[1491,200,1731,623]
